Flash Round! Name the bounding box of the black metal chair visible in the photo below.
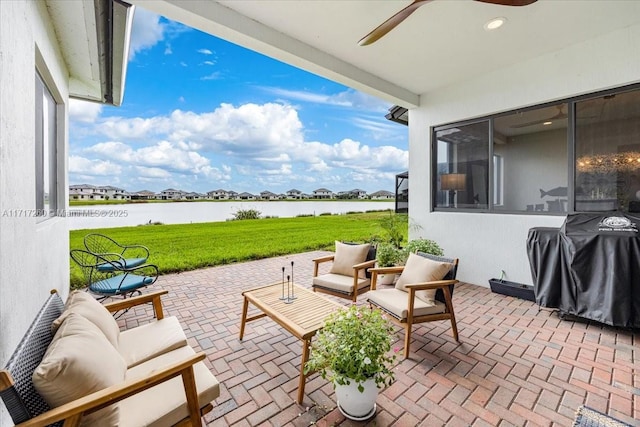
[70,249,158,301]
[83,233,150,272]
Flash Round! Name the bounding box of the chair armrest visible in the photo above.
[312,255,335,264]
[16,352,207,427]
[121,244,150,259]
[104,289,168,319]
[312,255,335,276]
[368,266,405,275]
[403,279,458,291]
[353,259,376,270]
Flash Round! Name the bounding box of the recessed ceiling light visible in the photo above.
[484,17,506,31]
[543,121,553,126]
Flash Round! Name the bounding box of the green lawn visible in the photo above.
[69,211,406,289]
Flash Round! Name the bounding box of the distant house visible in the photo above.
[370,190,394,200]
[131,190,156,200]
[338,188,368,199]
[227,190,239,200]
[260,190,278,200]
[96,185,129,200]
[238,192,256,200]
[286,189,303,199]
[184,192,204,200]
[159,188,185,200]
[313,188,333,199]
[207,189,229,200]
[69,184,96,200]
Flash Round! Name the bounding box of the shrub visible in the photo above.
[231,208,261,220]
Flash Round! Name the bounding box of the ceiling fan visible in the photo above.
[358,0,538,46]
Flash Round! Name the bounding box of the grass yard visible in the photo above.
[69,211,405,289]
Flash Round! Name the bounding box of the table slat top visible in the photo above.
[242,283,342,339]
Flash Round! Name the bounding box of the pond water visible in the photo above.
[68,200,395,230]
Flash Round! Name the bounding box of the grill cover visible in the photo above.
[527,212,640,328]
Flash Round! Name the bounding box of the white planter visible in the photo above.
[377,273,396,286]
[334,377,378,421]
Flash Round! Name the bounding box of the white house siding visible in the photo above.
[0,1,70,423]
[410,23,640,288]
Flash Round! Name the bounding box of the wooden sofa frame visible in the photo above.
[0,290,213,427]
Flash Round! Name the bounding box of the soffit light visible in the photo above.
[543,121,553,126]
[484,17,506,31]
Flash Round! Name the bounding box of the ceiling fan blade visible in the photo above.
[358,0,433,46]
[475,0,538,6]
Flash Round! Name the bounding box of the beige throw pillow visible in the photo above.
[33,313,126,427]
[52,290,120,348]
[395,253,452,303]
[329,241,370,277]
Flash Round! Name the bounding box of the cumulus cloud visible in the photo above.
[129,9,165,60]
[79,102,407,192]
[198,48,213,55]
[201,72,222,81]
[69,99,102,123]
[69,155,122,176]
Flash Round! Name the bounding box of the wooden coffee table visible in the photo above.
[239,283,342,403]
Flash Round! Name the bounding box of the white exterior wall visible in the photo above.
[0,1,69,423]
[410,23,640,287]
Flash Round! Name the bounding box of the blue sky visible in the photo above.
[69,7,408,195]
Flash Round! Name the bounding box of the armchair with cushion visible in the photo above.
[367,252,459,359]
[312,241,377,302]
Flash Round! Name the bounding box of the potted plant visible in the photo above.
[402,238,444,262]
[375,242,402,285]
[304,305,396,420]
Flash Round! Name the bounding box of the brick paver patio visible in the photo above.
[119,251,639,426]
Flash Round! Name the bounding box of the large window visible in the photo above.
[35,72,59,220]
[575,90,640,212]
[432,85,640,214]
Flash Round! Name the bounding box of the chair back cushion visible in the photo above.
[395,252,452,303]
[33,313,126,427]
[329,241,371,277]
[52,291,120,348]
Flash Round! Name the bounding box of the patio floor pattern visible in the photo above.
[118,251,639,426]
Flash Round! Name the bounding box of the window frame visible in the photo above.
[35,67,63,222]
[430,82,640,215]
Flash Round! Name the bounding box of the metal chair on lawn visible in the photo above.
[84,233,150,272]
[70,249,159,303]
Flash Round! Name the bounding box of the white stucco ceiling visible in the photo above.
[133,0,640,108]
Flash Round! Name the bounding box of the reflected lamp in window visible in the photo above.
[434,121,489,210]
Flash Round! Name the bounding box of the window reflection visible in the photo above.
[575,91,640,213]
[434,122,489,209]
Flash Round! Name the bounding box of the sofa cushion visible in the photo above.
[395,253,452,303]
[120,346,220,427]
[313,273,370,294]
[33,313,126,427]
[368,288,446,320]
[329,241,370,277]
[118,316,188,368]
[52,290,120,348]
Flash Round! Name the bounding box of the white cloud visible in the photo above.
[259,87,391,112]
[135,166,171,179]
[129,9,165,60]
[69,99,102,123]
[198,48,213,55]
[201,72,222,81]
[164,43,172,55]
[180,61,188,67]
[81,102,407,192]
[69,155,122,176]
[203,61,216,66]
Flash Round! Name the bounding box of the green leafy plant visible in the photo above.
[403,238,444,258]
[304,305,396,392]
[375,242,403,267]
[377,211,408,248]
